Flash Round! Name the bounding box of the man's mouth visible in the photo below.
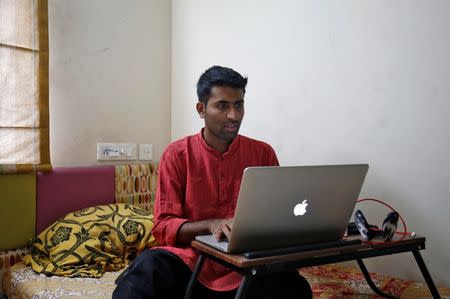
[224,123,239,131]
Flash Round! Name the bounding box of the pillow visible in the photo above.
[23,203,156,278]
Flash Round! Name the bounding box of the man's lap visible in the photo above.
[113,248,311,299]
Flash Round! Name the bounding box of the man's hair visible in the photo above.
[197,66,248,104]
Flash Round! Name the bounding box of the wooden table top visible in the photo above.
[191,235,425,268]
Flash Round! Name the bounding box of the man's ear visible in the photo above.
[196,102,206,118]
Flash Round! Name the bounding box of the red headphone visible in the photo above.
[351,198,415,244]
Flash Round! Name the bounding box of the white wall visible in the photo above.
[172,0,450,286]
[49,0,171,167]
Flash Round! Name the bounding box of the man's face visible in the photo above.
[199,86,245,143]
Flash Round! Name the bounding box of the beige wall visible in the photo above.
[49,0,171,166]
[172,0,450,286]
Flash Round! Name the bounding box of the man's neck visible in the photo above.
[202,128,231,154]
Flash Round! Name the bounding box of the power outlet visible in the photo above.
[139,144,153,161]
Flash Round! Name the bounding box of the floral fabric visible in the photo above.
[299,263,450,298]
[23,204,156,278]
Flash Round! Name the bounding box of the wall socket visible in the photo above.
[139,144,153,160]
[97,142,137,161]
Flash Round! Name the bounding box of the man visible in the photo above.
[113,66,312,298]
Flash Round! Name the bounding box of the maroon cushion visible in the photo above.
[36,166,115,234]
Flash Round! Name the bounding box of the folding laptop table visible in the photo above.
[184,236,440,299]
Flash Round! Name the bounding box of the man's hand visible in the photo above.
[209,218,233,241]
[177,218,234,245]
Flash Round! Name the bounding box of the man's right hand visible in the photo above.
[208,218,233,241]
[177,218,234,245]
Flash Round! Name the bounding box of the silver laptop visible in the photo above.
[196,164,368,253]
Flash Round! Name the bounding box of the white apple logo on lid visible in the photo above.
[294,199,308,216]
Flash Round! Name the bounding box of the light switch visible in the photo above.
[97,143,137,161]
[139,144,153,161]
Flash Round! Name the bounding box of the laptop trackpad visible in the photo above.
[195,235,229,252]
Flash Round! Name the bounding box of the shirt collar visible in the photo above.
[197,128,240,159]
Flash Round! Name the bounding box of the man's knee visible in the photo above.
[130,249,189,281]
[113,249,191,299]
[133,249,163,264]
[131,249,162,271]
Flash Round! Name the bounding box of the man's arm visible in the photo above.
[152,146,190,246]
[177,218,233,245]
[265,143,279,166]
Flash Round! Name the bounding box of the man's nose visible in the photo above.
[227,108,239,120]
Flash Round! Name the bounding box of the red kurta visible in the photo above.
[152,130,279,291]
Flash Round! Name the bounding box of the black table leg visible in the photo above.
[412,250,441,299]
[235,276,249,299]
[357,259,398,299]
[184,254,205,299]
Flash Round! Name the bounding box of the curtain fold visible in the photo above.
[0,0,50,173]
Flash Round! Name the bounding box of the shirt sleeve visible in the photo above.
[265,144,280,166]
[151,146,189,246]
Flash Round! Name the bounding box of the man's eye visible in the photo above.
[218,103,227,109]
[235,103,244,109]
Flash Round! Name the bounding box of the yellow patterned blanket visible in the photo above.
[23,204,156,278]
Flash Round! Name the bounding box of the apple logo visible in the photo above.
[294,199,308,216]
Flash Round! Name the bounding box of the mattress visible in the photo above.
[3,262,450,298]
[3,263,123,299]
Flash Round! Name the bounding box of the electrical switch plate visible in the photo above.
[97,142,137,161]
[139,144,153,160]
